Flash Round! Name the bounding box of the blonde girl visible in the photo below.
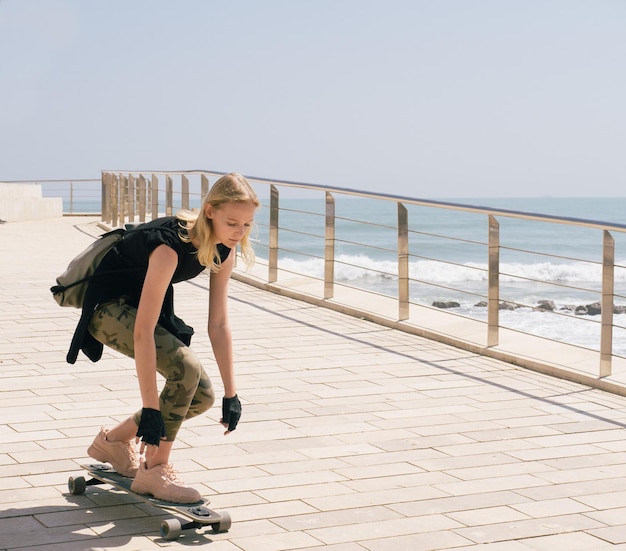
[67,173,259,503]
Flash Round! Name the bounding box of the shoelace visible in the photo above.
[123,441,140,468]
[162,464,186,486]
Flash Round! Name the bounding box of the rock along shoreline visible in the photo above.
[432,300,625,315]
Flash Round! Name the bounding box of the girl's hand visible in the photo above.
[136,407,166,451]
[140,442,161,463]
[221,395,241,434]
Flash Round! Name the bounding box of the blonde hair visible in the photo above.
[177,173,260,272]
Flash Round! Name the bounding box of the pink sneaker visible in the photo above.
[130,460,201,504]
[87,427,139,477]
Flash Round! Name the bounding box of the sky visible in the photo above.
[0,0,624,198]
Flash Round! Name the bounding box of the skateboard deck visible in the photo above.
[68,463,231,540]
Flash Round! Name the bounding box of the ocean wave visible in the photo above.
[276,254,626,285]
[267,253,626,355]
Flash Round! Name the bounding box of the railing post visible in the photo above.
[268,185,279,283]
[69,181,74,214]
[182,175,189,210]
[488,215,500,347]
[201,174,209,202]
[398,202,409,320]
[111,174,119,226]
[138,175,146,222]
[166,175,173,216]
[105,172,112,223]
[119,175,127,227]
[151,174,159,219]
[101,172,109,223]
[600,230,615,377]
[324,192,335,299]
[128,174,135,223]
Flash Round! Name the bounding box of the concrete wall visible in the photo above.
[0,183,63,221]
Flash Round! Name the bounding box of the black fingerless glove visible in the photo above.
[136,407,166,446]
[222,395,241,432]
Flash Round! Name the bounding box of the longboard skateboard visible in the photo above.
[68,463,231,540]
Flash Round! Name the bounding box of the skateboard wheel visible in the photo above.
[68,476,87,495]
[212,510,231,532]
[160,518,182,540]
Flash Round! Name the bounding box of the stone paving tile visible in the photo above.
[444,459,556,481]
[517,532,615,550]
[446,505,530,526]
[298,544,367,551]
[271,505,401,533]
[359,531,475,550]
[229,531,326,551]
[510,497,594,518]
[255,482,356,504]
[533,462,626,484]
[306,513,464,545]
[587,525,626,545]
[517,477,626,502]
[434,473,553,497]
[585,506,626,526]
[453,513,606,544]
[303,485,450,512]
[3,217,626,550]
[424,541,532,551]
[388,490,531,517]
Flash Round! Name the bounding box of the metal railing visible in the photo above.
[3,178,101,214]
[24,171,626,393]
[99,171,212,226]
[95,170,626,390]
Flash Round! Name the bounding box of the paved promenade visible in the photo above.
[3,216,626,550]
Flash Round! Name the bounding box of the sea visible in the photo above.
[65,195,626,356]
[250,196,626,357]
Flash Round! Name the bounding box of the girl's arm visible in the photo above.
[134,244,178,410]
[208,250,236,399]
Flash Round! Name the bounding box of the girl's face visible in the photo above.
[205,201,256,248]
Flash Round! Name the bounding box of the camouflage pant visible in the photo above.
[88,298,215,441]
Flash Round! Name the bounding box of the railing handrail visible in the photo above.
[246,175,626,233]
[10,173,626,233]
[2,178,98,183]
[99,169,626,233]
